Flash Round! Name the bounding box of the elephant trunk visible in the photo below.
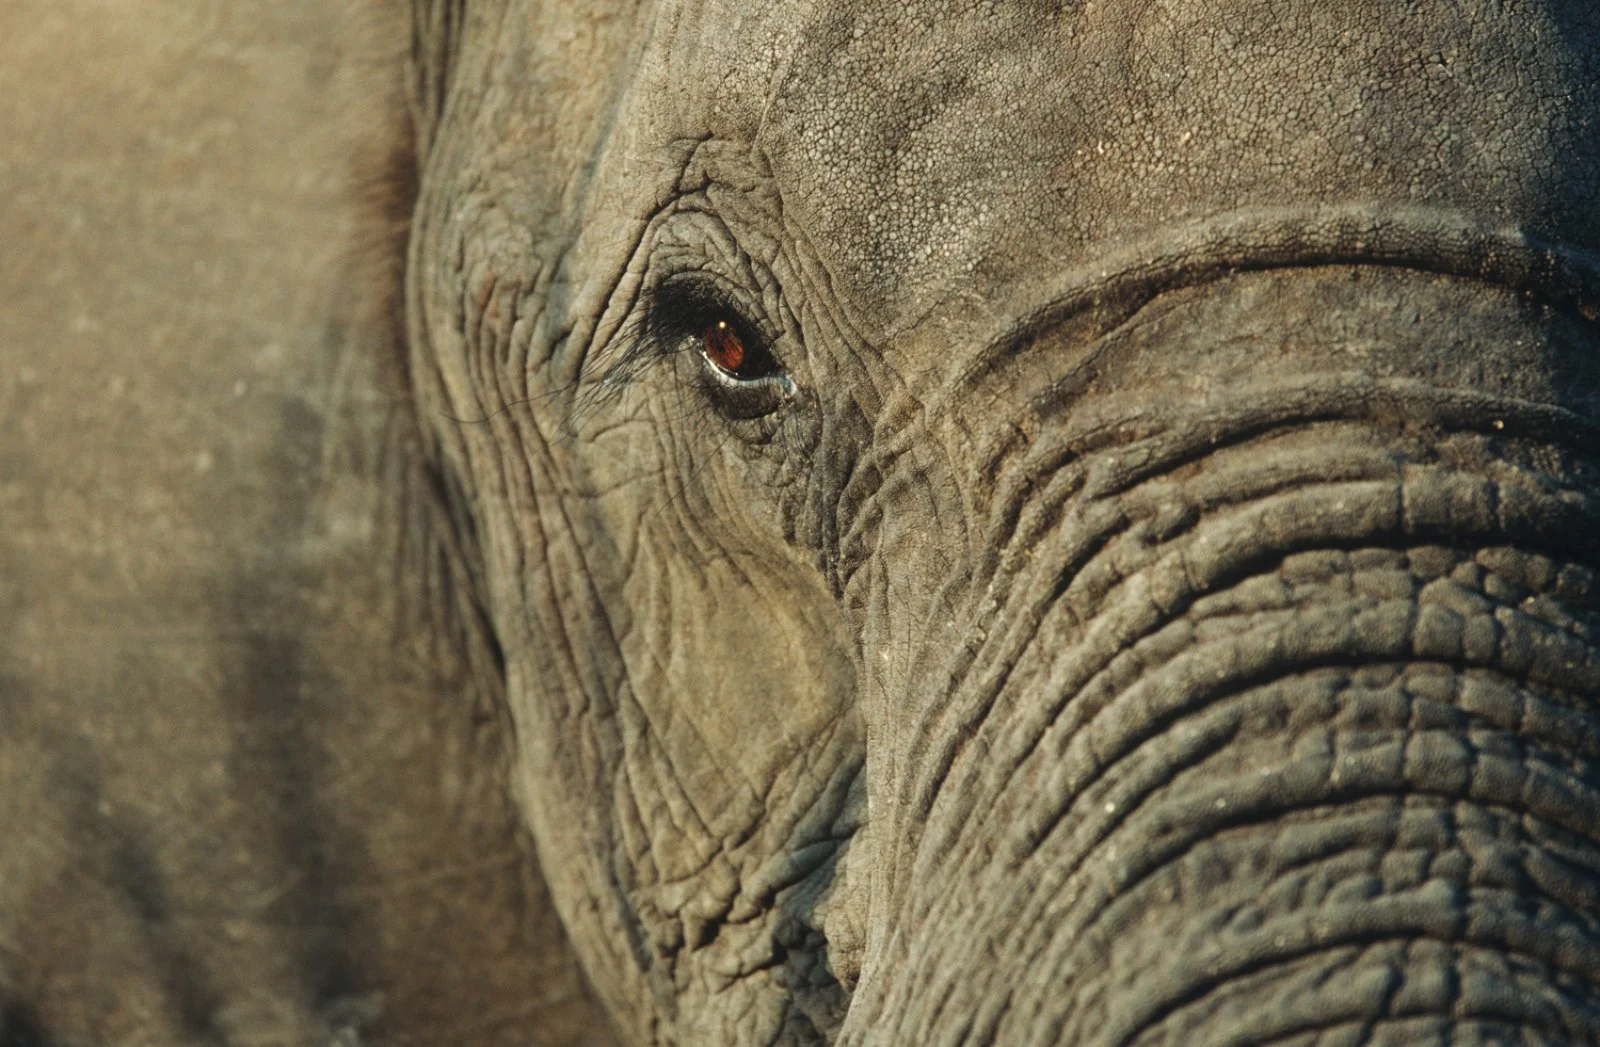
[841,259,1600,1044]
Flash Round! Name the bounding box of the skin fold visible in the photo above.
[3,1,1597,1045]
[405,0,1600,1044]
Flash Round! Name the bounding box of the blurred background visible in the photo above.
[0,4,613,1043]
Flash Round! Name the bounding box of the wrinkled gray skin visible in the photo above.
[6,0,1600,1045]
[406,1,1600,1044]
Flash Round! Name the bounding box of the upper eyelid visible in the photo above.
[579,206,790,406]
[642,276,742,329]
[643,277,773,345]
[577,275,775,415]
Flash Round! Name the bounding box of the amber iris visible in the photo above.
[702,319,747,375]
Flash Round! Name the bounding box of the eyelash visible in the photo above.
[645,282,771,364]
[593,278,795,422]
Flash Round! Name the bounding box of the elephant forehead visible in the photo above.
[750,0,1599,339]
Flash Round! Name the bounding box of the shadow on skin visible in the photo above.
[0,1000,52,1047]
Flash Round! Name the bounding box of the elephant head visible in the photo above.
[403,1,1600,1042]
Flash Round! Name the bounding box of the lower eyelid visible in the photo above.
[701,359,796,395]
[695,357,797,421]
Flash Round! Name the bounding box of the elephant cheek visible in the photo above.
[841,267,1600,1045]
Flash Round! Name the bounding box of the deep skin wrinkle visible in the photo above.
[406,1,1600,1043]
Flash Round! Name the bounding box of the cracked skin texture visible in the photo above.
[6,0,1600,1046]
[407,0,1600,1043]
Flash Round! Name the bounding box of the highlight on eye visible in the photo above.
[644,279,783,384]
[580,276,797,426]
[702,319,748,375]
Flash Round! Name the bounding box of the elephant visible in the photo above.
[5,0,1600,1045]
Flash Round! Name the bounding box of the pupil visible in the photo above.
[704,320,747,374]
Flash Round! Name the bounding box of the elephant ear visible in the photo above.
[0,2,613,1044]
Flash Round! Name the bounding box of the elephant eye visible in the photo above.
[698,316,781,381]
[634,278,795,420]
[703,319,746,373]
